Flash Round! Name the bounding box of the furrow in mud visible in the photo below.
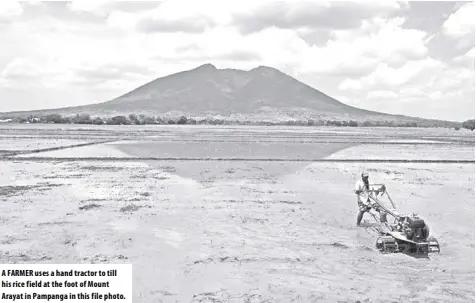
[1,139,122,158]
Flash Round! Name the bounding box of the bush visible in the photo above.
[72,114,92,124]
[92,117,104,125]
[107,116,129,125]
[44,114,63,123]
[177,116,188,125]
[462,119,475,131]
[129,114,140,125]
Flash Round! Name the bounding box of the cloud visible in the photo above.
[453,46,475,68]
[464,46,475,57]
[441,1,474,38]
[338,79,363,90]
[231,1,406,34]
[218,50,262,61]
[72,2,430,78]
[0,53,156,94]
[67,1,162,17]
[299,17,430,77]
[332,51,474,121]
[398,87,426,98]
[339,58,443,90]
[67,0,112,13]
[106,0,253,33]
[0,55,82,91]
[0,57,63,86]
[0,0,22,17]
[160,48,262,62]
[106,2,217,34]
[154,38,262,64]
[428,91,443,100]
[296,28,333,47]
[0,1,473,120]
[0,58,37,80]
[146,26,308,69]
[0,0,22,23]
[74,63,155,83]
[136,17,213,33]
[367,90,398,100]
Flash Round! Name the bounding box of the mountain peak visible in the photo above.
[250,65,279,72]
[194,63,217,70]
[249,65,284,78]
[6,62,445,126]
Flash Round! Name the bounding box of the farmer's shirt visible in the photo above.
[354,179,371,204]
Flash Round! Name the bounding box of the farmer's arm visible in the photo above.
[354,181,363,194]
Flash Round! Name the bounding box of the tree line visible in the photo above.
[1,113,474,130]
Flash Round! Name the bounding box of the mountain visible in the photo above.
[0,63,459,126]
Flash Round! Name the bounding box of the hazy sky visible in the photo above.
[0,1,474,121]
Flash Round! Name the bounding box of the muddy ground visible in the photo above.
[0,124,474,302]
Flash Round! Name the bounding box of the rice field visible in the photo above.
[0,124,474,302]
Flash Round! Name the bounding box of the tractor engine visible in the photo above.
[377,214,440,255]
[401,215,430,242]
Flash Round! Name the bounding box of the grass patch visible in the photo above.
[38,221,70,226]
[367,168,403,175]
[81,198,107,203]
[0,183,62,196]
[79,203,102,211]
[0,185,38,196]
[120,204,141,212]
[2,252,53,262]
[81,165,123,172]
[37,183,63,191]
[42,174,87,179]
[120,204,151,213]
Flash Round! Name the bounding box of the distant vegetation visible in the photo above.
[0,113,470,129]
[462,119,475,131]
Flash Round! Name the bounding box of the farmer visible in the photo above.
[354,171,387,226]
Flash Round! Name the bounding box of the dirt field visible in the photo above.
[0,124,474,302]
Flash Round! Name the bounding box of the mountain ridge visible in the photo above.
[0,63,460,126]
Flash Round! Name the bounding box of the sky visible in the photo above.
[0,0,474,121]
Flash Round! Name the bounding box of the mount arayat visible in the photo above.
[0,64,458,126]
